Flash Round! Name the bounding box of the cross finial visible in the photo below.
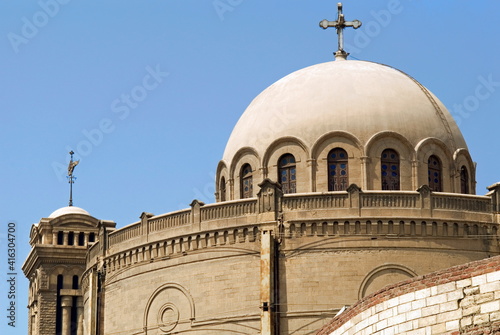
[319,3,362,60]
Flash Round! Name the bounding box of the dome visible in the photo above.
[222,60,467,164]
[48,206,91,218]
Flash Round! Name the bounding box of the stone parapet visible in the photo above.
[85,188,499,272]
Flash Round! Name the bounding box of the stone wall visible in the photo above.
[316,256,500,335]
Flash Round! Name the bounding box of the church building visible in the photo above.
[23,4,500,335]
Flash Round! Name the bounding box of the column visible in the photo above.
[61,296,73,335]
[63,231,69,246]
[76,296,84,335]
[360,156,369,190]
[260,230,275,335]
[411,159,419,190]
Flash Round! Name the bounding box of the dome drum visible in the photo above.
[218,60,475,200]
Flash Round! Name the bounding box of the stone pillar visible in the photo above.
[487,182,500,224]
[260,230,275,335]
[53,232,58,245]
[61,296,73,335]
[360,156,369,190]
[347,184,362,216]
[189,200,205,229]
[411,160,419,190]
[76,296,84,335]
[84,233,89,246]
[63,231,69,246]
[257,179,283,221]
[418,184,432,217]
[308,159,316,192]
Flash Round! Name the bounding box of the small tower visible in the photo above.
[22,206,111,335]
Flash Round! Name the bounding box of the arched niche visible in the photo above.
[358,264,417,299]
[143,283,195,334]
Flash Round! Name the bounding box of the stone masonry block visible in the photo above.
[431,322,446,334]
[460,296,476,308]
[386,296,400,308]
[397,301,412,314]
[415,288,431,300]
[422,304,439,317]
[471,274,487,286]
[447,289,464,301]
[411,299,426,310]
[445,319,460,331]
[437,309,462,323]
[460,316,472,327]
[491,311,500,321]
[426,293,447,306]
[374,319,388,332]
[439,300,458,313]
[399,292,416,304]
[418,315,437,328]
[397,320,414,332]
[360,309,372,321]
[481,300,500,314]
[480,280,500,293]
[437,282,457,294]
[387,313,406,327]
[381,326,395,335]
[430,286,438,296]
[406,309,422,321]
[379,307,394,320]
[462,305,480,316]
[475,292,494,304]
[473,313,489,325]
[456,278,472,288]
[486,270,500,283]
[464,286,480,296]
[367,313,379,326]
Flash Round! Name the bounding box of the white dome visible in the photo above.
[222,60,467,164]
[48,206,91,218]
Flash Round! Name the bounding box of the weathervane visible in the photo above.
[67,151,79,207]
[319,2,362,60]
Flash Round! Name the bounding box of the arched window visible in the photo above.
[381,149,400,190]
[220,177,226,202]
[461,166,469,194]
[428,155,442,192]
[328,148,348,191]
[278,154,296,194]
[240,164,253,198]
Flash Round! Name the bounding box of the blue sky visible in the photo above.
[1,1,500,334]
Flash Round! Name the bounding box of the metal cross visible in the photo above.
[319,3,361,56]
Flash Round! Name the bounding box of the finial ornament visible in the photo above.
[319,2,362,60]
[67,150,79,206]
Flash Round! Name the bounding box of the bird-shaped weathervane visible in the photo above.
[67,151,79,206]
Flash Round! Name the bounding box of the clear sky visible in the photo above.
[1,1,500,334]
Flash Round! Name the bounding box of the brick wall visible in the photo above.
[317,256,500,335]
